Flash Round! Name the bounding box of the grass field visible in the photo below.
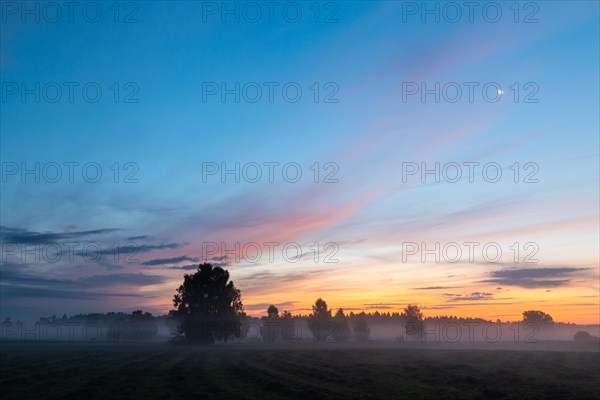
[1,342,599,399]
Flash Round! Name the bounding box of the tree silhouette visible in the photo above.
[279,310,297,343]
[262,304,280,343]
[332,308,351,342]
[130,310,158,340]
[354,312,370,342]
[307,298,333,342]
[171,263,244,344]
[403,304,424,339]
[267,304,279,319]
[522,310,553,326]
[574,331,599,342]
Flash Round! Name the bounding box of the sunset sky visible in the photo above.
[1,1,598,324]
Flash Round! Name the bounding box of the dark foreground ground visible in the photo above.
[1,342,599,400]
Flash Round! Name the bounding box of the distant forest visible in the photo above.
[3,304,595,344]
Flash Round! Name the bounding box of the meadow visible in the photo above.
[1,342,599,400]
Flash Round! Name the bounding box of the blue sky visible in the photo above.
[1,1,599,323]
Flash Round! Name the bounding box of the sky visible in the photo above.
[1,1,599,324]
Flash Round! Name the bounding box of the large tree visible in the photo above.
[522,310,554,326]
[402,304,424,339]
[307,298,333,342]
[267,304,279,319]
[262,304,280,343]
[171,263,244,344]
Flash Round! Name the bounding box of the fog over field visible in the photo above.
[3,310,599,346]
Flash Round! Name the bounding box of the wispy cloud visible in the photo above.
[481,267,590,288]
[0,226,119,244]
[142,256,199,266]
[165,264,200,271]
[0,286,144,300]
[243,301,297,312]
[443,292,495,302]
[0,269,166,300]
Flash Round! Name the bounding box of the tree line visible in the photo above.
[168,263,569,344]
[6,263,595,344]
